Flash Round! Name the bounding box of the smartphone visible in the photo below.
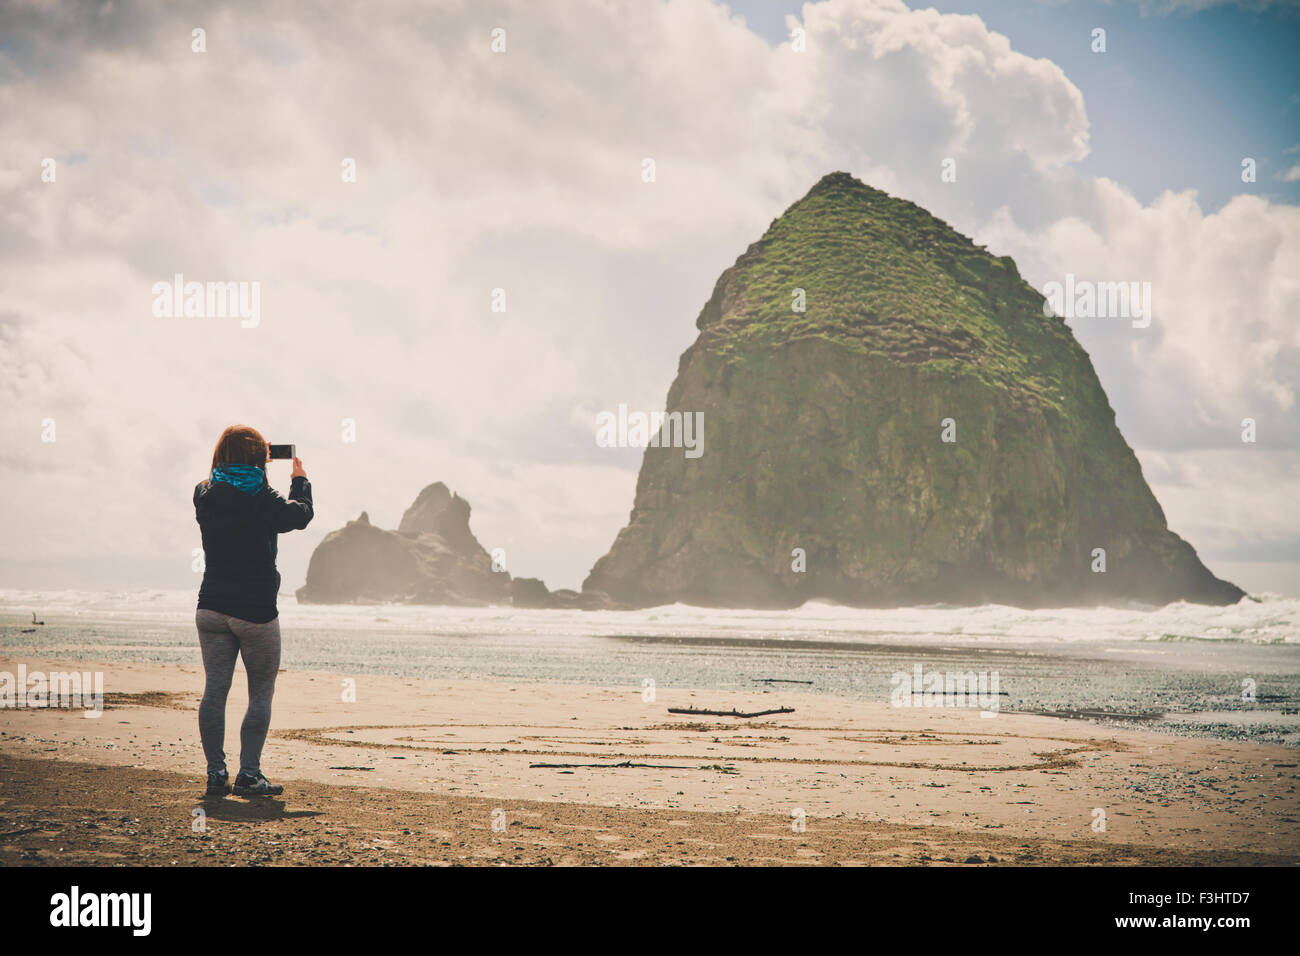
[268,443,295,460]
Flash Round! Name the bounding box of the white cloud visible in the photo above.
[979,181,1300,438]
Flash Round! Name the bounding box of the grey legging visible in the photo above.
[196,609,281,775]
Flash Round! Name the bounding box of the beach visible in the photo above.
[2,653,1298,866]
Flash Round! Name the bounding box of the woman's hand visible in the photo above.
[291,456,306,480]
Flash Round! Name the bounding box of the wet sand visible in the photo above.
[1,656,1298,866]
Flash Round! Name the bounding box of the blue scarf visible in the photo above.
[211,463,265,495]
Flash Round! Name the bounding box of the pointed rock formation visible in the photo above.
[583,172,1244,609]
[296,482,512,606]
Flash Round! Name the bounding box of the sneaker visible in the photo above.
[206,769,232,796]
[233,769,284,797]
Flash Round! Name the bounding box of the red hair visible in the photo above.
[210,425,267,472]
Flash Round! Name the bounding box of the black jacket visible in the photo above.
[194,474,313,623]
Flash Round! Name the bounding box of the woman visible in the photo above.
[194,425,313,797]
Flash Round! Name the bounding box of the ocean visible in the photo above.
[2,588,1297,745]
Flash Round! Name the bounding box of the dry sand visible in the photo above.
[2,655,1297,866]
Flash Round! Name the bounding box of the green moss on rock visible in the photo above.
[584,173,1244,609]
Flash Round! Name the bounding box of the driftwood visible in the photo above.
[752,678,813,685]
[530,760,695,770]
[667,706,794,718]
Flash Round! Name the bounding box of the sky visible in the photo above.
[0,0,1297,598]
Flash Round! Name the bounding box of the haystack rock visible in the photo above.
[296,482,512,606]
[583,172,1245,609]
